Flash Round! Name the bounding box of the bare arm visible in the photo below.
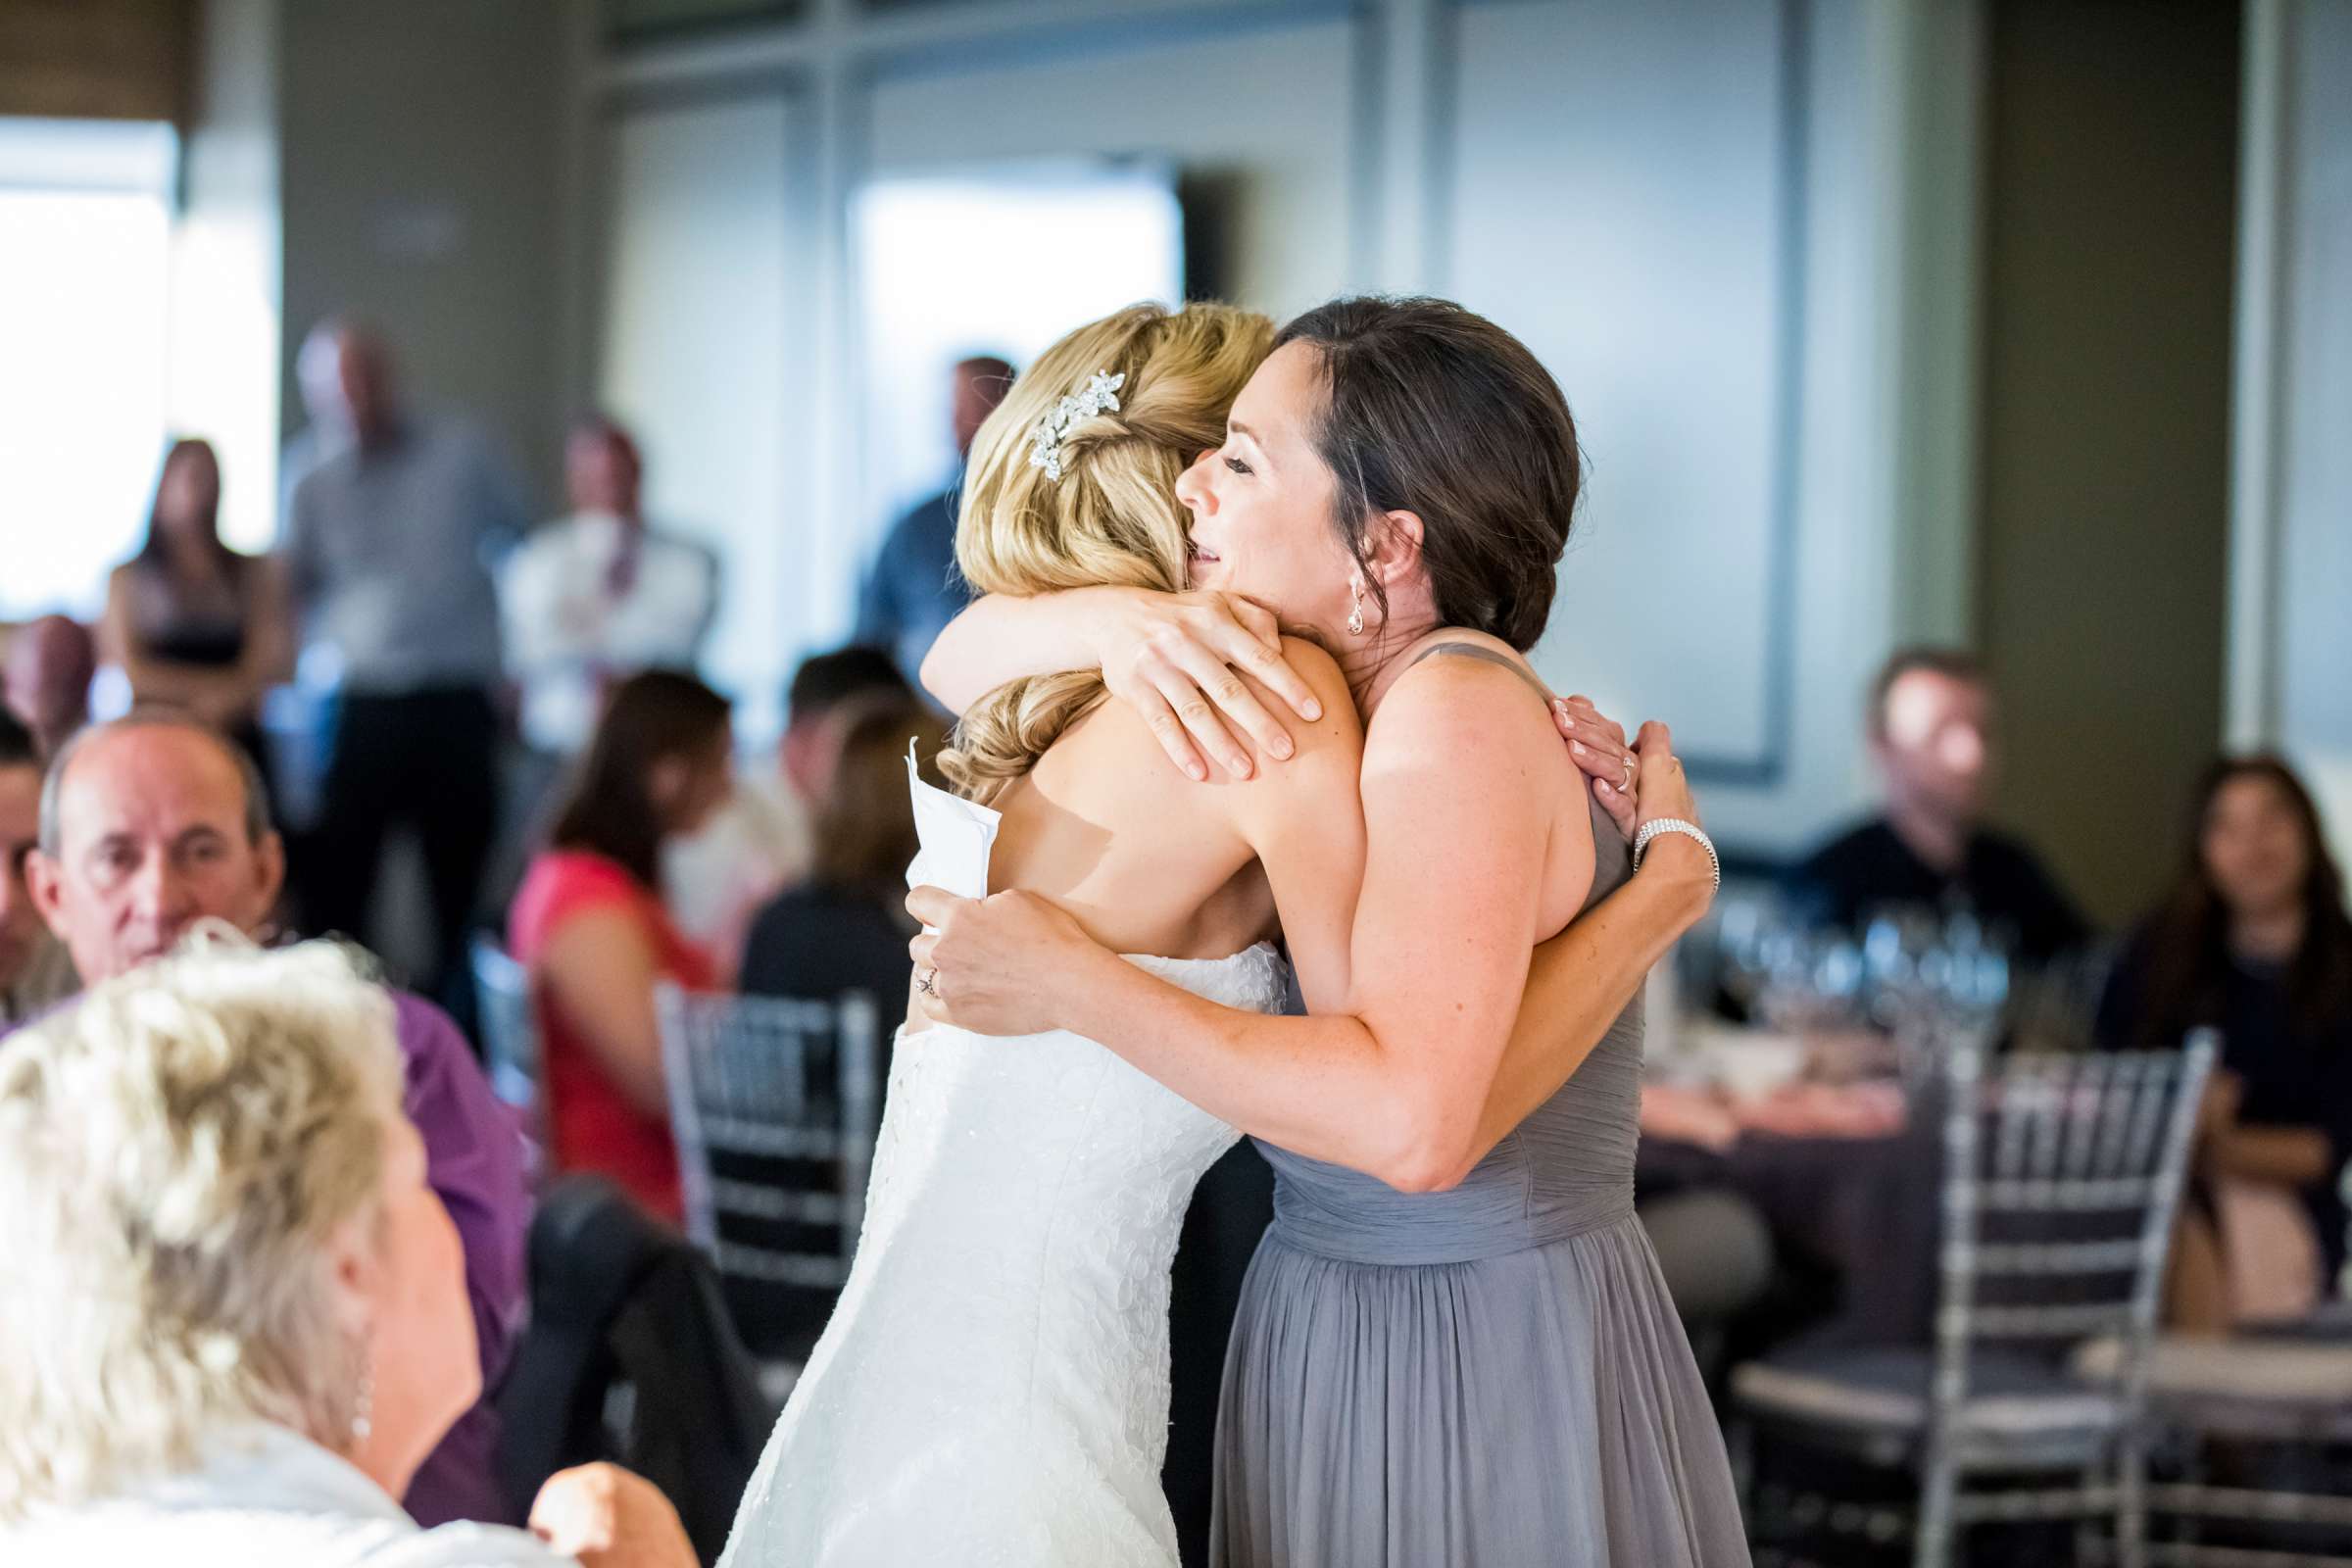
[921,587,1324,780]
[237,554,294,689]
[535,906,669,1119]
[1226,643,1366,1013]
[913,669,1709,1191]
[920,590,1113,714]
[2211,1124,2336,1187]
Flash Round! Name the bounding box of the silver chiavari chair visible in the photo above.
[1734,1026,2217,1568]
[654,983,883,1394]
[2071,1150,2352,1566]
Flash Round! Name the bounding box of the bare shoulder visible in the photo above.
[1369,634,1552,760]
[1256,636,1362,758]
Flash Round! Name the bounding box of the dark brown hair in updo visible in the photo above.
[1275,297,1582,653]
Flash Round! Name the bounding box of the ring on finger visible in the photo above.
[916,966,940,997]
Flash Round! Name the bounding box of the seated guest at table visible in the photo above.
[0,712,74,1025]
[0,938,698,1568]
[18,714,528,1527]
[1788,647,2089,967]
[3,614,95,760]
[657,644,905,968]
[2097,756,2352,1326]
[779,644,914,808]
[740,702,943,1046]
[510,670,732,1224]
[101,437,289,764]
[660,647,916,964]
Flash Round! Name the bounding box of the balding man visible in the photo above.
[17,714,529,1528]
[4,613,96,759]
[278,319,529,1017]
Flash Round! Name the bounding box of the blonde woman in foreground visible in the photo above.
[718,302,1726,1567]
[0,936,695,1568]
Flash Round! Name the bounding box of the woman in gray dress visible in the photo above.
[912,296,1748,1566]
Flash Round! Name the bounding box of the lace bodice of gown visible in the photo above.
[718,939,1292,1568]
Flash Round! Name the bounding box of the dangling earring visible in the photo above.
[350,1352,375,1446]
[1347,580,1367,638]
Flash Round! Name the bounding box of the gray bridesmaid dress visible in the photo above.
[1212,646,1750,1567]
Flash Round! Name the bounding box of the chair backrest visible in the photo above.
[470,935,541,1111]
[1926,1027,2216,1431]
[654,984,884,1294]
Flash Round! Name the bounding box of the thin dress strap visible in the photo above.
[1407,641,1554,705]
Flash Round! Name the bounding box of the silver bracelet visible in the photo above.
[1633,818,1721,889]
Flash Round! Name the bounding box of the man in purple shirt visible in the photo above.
[11,714,530,1528]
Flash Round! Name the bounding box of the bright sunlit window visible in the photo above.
[0,119,178,620]
[854,162,1184,544]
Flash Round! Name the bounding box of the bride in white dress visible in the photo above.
[718,303,1666,1566]
[719,303,1364,1568]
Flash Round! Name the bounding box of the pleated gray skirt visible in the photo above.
[1210,1210,1751,1567]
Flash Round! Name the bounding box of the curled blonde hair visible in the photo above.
[941,302,1276,802]
[0,932,405,1519]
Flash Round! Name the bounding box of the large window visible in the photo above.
[0,119,178,620]
[853,161,1184,549]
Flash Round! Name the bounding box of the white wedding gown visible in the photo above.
[718,764,1292,1567]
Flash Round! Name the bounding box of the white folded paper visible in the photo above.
[904,739,1001,901]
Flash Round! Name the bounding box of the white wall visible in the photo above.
[168,0,280,552]
[597,92,802,737]
[583,0,1982,858]
[279,0,566,499]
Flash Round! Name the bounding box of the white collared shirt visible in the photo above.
[2,1423,572,1567]
[500,512,719,755]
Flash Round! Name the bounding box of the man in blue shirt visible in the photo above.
[853,355,1014,683]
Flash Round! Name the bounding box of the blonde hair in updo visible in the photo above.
[942,302,1276,802]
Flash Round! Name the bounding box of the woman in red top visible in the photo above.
[510,668,733,1221]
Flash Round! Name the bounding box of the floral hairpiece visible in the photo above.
[1027,369,1125,483]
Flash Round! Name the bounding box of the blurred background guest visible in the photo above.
[509,670,733,1224]
[279,319,529,1020]
[101,438,289,765]
[3,614,95,760]
[852,355,1014,685]
[778,644,914,810]
[2097,756,2352,1327]
[1787,647,2089,970]
[0,938,697,1568]
[740,701,943,1048]
[501,414,718,760]
[0,711,74,1025]
[658,644,914,965]
[19,715,528,1527]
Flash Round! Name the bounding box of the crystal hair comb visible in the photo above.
[1026,369,1125,483]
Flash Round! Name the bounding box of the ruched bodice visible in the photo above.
[1256,797,1642,1264]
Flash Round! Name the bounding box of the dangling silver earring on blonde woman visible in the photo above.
[1347,579,1367,637]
